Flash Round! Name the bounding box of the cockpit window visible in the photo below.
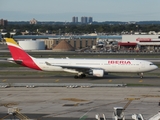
[150,63,154,65]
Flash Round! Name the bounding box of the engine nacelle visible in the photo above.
[89,69,104,77]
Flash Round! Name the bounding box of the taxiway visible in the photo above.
[0,67,160,120]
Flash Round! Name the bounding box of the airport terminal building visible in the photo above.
[11,34,160,52]
[12,35,120,51]
[119,35,160,52]
[13,35,97,51]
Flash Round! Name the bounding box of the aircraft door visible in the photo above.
[141,62,145,68]
[139,61,145,71]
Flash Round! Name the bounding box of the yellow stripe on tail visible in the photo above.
[5,38,19,46]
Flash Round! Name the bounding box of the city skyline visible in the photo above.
[1,0,160,22]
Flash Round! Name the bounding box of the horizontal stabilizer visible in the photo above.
[7,58,23,64]
[14,60,23,64]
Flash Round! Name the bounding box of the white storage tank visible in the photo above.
[18,40,45,50]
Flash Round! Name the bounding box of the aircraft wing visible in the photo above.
[45,62,100,73]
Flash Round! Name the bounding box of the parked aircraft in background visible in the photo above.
[5,38,158,78]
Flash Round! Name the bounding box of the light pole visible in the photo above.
[136,25,138,32]
[59,29,61,36]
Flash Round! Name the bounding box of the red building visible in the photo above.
[0,19,8,26]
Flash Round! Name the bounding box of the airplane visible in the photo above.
[5,38,158,79]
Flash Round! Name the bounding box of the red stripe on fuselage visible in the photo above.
[8,45,41,70]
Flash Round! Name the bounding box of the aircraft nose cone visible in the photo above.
[153,65,158,70]
[155,65,158,69]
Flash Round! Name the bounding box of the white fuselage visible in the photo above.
[33,58,158,73]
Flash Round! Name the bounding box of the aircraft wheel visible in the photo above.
[79,75,83,79]
[80,74,86,78]
[140,73,143,79]
[83,74,86,78]
[79,75,84,78]
[74,74,86,79]
[74,75,78,79]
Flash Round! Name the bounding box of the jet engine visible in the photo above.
[88,69,104,77]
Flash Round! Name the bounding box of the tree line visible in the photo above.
[1,24,160,37]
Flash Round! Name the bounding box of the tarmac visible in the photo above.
[0,67,160,120]
[0,87,160,120]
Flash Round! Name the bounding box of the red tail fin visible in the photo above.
[5,38,41,70]
[5,38,31,60]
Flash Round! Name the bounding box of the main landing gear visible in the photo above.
[74,74,86,79]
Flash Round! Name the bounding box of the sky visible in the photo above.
[0,0,160,22]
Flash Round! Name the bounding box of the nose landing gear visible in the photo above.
[137,73,143,79]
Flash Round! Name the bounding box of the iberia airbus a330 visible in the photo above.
[5,38,158,78]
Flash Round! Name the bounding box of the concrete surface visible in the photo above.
[0,87,159,120]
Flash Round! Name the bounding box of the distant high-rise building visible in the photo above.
[72,17,76,23]
[72,16,78,23]
[75,17,78,23]
[81,17,83,23]
[84,17,87,23]
[0,19,8,26]
[81,16,88,23]
[29,18,37,24]
[88,17,93,23]
[81,16,93,23]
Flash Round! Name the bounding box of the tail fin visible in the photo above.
[5,38,31,60]
[5,38,41,70]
